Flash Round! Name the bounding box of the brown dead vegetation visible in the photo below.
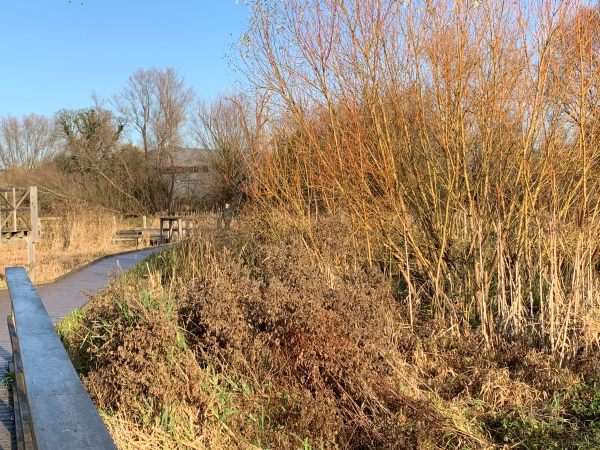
[59,215,600,449]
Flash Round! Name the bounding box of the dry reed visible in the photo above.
[239,0,600,360]
[0,211,146,286]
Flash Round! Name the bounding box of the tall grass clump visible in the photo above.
[238,0,600,361]
[59,228,600,449]
[0,209,132,285]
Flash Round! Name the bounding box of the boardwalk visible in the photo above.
[0,247,165,449]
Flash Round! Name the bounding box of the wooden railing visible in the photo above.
[5,267,116,450]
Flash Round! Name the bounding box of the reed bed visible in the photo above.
[58,222,600,449]
[239,0,600,361]
[1,211,139,286]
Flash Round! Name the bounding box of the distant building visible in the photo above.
[159,147,214,198]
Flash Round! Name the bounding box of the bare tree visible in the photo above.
[0,114,57,169]
[0,116,20,168]
[114,69,156,157]
[192,94,256,204]
[115,68,194,214]
[152,68,195,214]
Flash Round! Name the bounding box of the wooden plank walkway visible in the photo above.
[0,247,165,449]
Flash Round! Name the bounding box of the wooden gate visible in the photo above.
[0,187,39,273]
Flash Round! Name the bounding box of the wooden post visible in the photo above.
[30,186,39,242]
[142,215,147,230]
[27,235,36,280]
[12,187,17,232]
[0,191,6,242]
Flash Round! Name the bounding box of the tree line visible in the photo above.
[0,68,258,215]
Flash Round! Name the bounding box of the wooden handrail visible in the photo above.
[5,267,116,450]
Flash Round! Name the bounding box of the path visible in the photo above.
[0,247,165,449]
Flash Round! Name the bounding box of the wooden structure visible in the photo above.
[0,187,39,274]
[5,267,117,450]
[159,216,195,242]
[113,216,166,246]
[112,215,196,247]
[113,228,165,247]
[0,187,38,242]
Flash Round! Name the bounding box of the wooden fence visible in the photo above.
[5,267,116,450]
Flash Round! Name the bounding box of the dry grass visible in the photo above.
[0,211,156,287]
[0,210,225,288]
[58,216,600,449]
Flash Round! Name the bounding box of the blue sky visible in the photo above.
[0,0,250,117]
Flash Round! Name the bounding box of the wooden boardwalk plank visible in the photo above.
[6,267,117,450]
[0,247,164,449]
